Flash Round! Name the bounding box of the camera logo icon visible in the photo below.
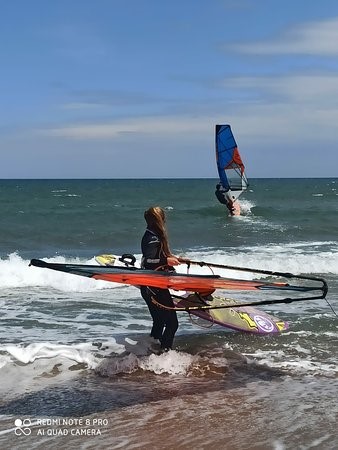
[14,418,32,436]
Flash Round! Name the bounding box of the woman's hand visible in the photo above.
[167,256,181,266]
[177,257,191,264]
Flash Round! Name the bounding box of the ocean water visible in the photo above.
[0,178,337,449]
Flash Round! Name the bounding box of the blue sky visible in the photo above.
[1,0,338,178]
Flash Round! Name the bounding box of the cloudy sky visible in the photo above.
[1,0,338,178]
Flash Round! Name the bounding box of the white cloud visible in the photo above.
[232,17,338,55]
[223,74,338,104]
[6,72,338,178]
[36,117,214,140]
[36,74,338,144]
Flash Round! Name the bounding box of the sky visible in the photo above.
[1,0,338,178]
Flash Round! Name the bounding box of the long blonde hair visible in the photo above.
[144,206,172,257]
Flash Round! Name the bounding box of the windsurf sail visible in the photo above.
[29,259,327,309]
[215,124,248,201]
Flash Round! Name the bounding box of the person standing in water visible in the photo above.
[215,183,241,216]
[140,206,182,351]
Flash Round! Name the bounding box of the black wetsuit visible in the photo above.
[215,183,235,214]
[141,228,178,350]
[215,183,228,205]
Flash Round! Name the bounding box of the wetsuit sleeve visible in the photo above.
[141,232,167,270]
[215,189,227,205]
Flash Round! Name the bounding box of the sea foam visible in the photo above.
[1,243,337,293]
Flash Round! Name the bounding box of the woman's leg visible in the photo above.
[153,289,178,350]
[140,286,165,340]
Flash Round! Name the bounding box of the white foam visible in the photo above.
[243,349,338,377]
[96,349,195,377]
[273,440,286,450]
[1,240,337,294]
[139,350,194,375]
[0,337,197,377]
[0,355,11,369]
[0,341,124,369]
[183,243,338,276]
[240,199,255,213]
[0,253,117,291]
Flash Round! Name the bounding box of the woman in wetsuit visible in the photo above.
[141,206,181,351]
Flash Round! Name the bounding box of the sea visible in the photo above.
[0,178,337,450]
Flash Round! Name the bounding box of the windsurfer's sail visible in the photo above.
[215,124,248,201]
[29,259,327,309]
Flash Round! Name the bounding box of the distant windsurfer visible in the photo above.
[141,206,183,351]
[215,183,240,216]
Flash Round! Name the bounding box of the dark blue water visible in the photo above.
[1,178,337,258]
